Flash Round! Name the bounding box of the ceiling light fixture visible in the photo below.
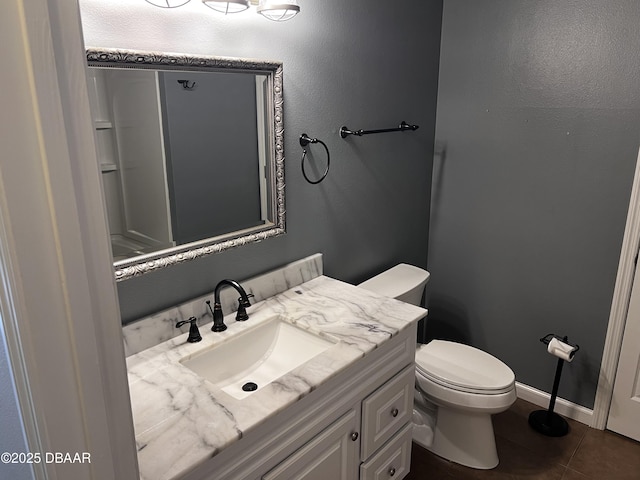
[257,0,300,22]
[145,0,191,7]
[202,0,250,14]
[143,0,300,21]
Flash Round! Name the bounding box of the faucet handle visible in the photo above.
[176,317,202,343]
[236,294,254,321]
[238,293,254,308]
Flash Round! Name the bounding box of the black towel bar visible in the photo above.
[339,121,419,138]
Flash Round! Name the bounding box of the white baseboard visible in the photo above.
[515,382,594,427]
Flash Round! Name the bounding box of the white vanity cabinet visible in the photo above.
[182,322,418,480]
[264,365,415,480]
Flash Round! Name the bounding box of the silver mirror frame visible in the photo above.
[86,48,285,281]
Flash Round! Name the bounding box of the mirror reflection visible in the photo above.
[86,50,285,281]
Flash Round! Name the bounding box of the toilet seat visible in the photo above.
[416,340,515,395]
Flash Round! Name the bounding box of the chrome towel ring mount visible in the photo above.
[299,133,330,184]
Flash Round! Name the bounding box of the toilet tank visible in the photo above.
[357,264,430,306]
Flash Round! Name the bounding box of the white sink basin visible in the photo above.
[180,316,335,399]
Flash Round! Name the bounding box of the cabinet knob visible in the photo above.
[350,432,359,441]
[388,467,396,476]
[391,408,399,417]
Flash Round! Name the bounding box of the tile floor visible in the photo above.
[405,399,640,479]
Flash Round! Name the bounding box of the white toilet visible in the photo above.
[358,264,516,470]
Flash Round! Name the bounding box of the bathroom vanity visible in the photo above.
[125,271,426,480]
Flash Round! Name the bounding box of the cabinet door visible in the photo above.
[263,409,359,480]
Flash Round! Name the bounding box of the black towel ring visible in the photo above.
[300,133,330,184]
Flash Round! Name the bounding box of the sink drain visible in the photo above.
[242,382,258,392]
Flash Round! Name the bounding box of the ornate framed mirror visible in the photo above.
[86,48,285,281]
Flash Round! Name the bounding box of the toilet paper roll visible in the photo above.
[547,337,576,362]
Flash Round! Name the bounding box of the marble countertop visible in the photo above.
[127,275,427,480]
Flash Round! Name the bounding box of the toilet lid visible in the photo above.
[416,340,515,394]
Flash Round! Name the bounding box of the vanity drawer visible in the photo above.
[361,364,414,460]
[360,422,413,480]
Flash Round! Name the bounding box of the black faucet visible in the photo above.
[175,317,202,343]
[207,279,253,332]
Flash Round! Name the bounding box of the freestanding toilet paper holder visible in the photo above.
[528,334,580,437]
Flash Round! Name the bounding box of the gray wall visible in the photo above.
[79,0,443,323]
[429,0,640,408]
[0,320,35,480]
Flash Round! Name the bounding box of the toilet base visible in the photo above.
[427,408,499,469]
[412,408,435,448]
